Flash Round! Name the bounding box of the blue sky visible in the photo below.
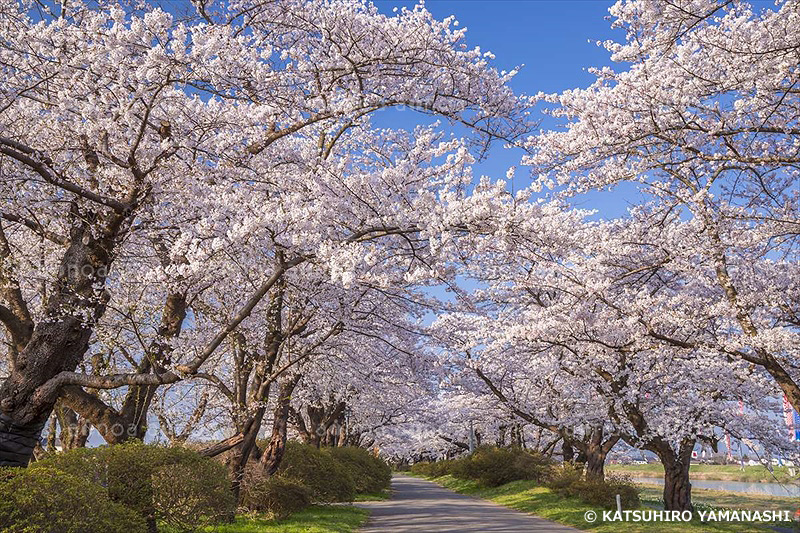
[371,0,639,219]
[376,1,619,93]
[371,0,778,220]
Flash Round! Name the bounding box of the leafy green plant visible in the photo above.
[410,459,456,478]
[0,465,147,533]
[33,441,234,532]
[325,447,391,494]
[151,452,235,532]
[545,462,584,494]
[546,466,640,510]
[277,441,356,502]
[450,447,554,487]
[240,473,312,519]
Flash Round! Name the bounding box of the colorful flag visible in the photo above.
[724,433,732,462]
[794,409,800,441]
[783,395,797,441]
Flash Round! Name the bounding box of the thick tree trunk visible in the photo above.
[653,439,694,512]
[585,450,607,481]
[261,374,301,475]
[0,414,47,467]
[0,318,94,466]
[562,438,575,462]
[663,460,692,511]
[497,425,507,447]
[229,410,266,506]
[582,429,619,482]
[0,209,128,466]
[291,400,346,449]
[55,403,90,450]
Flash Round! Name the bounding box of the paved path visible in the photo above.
[357,474,580,532]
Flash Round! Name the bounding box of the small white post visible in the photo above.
[616,494,622,513]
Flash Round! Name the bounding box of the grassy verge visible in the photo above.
[428,475,792,533]
[607,464,798,484]
[198,505,369,533]
[354,489,391,501]
[638,483,799,513]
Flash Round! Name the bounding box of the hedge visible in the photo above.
[0,465,148,533]
[29,441,234,532]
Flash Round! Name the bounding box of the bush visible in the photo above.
[547,466,640,509]
[326,447,391,494]
[150,449,235,532]
[277,441,356,502]
[592,475,641,509]
[545,462,584,494]
[410,459,456,478]
[240,471,312,519]
[0,465,147,533]
[33,441,234,532]
[450,447,553,487]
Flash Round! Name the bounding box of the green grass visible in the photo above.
[198,505,369,533]
[429,475,792,533]
[637,483,799,513]
[353,489,391,501]
[607,464,798,484]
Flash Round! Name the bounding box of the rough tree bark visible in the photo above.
[0,204,130,466]
[620,397,696,512]
[574,427,619,481]
[260,373,302,475]
[651,438,695,512]
[290,399,346,448]
[54,402,90,450]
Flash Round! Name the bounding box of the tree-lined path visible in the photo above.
[357,475,579,532]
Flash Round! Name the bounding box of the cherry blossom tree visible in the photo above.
[524,0,800,410]
[0,0,530,466]
[431,192,797,510]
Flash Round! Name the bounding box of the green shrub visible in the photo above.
[277,441,356,502]
[545,462,584,494]
[0,465,147,533]
[450,447,553,487]
[509,449,553,483]
[546,465,640,509]
[563,477,640,509]
[240,471,312,519]
[326,447,391,494]
[410,459,456,478]
[592,475,641,509]
[33,441,234,532]
[150,449,235,532]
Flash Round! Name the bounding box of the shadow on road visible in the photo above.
[357,474,579,532]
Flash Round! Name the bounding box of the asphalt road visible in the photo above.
[357,474,580,532]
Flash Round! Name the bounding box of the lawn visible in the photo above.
[198,505,369,533]
[607,464,798,484]
[429,475,795,533]
[638,483,799,513]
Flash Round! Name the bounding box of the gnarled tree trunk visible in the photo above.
[261,374,301,475]
[54,403,90,450]
[653,438,695,512]
[0,190,132,466]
